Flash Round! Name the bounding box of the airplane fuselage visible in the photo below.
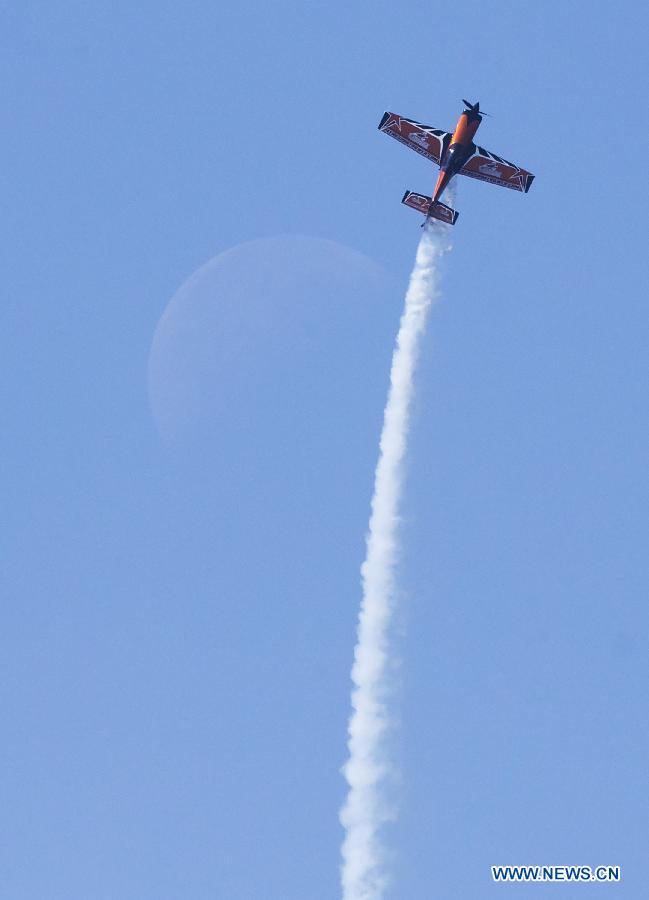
[432,107,482,203]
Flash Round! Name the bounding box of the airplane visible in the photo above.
[378,100,534,226]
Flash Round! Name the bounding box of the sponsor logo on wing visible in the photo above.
[478,162,504,178]
[408,132,429,149]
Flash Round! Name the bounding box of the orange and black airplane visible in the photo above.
[378,100,534,226]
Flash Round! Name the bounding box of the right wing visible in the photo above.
[459,144,535,193]
[378,111,451,165]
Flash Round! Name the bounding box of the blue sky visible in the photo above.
[2,1,648,898]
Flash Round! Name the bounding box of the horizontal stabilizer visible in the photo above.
[401,191,459,225]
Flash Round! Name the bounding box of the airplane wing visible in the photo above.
[459,145,535,193]
[378,111,452,165]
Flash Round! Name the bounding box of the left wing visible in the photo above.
[378,112,451,165]
[459,144,535,193]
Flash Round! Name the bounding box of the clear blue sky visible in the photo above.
[2,1,648,898]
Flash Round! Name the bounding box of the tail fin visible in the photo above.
[402,191,459,225]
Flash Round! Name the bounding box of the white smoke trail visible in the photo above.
[340,218,453,900]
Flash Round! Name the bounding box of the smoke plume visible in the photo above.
[340,219,452,899]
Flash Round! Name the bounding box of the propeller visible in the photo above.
[461,98,493,117]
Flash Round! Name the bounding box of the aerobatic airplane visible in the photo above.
[378,100,534,226]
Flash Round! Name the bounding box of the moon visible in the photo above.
[148,234,397,475]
